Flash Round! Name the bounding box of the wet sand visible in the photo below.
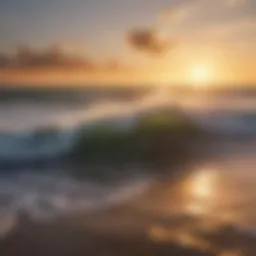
[0,205,214,256]
[0,184,255,256]
[0,138,256,256]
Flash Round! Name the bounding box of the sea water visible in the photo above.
[0,86,255,239]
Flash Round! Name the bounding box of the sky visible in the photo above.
[0,0,255,86]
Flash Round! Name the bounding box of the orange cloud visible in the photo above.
[0,45,95,70]
[0,45,133,85]
[0,45,132,73]
[126,29,175,55]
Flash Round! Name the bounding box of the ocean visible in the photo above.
[0,85,255,245]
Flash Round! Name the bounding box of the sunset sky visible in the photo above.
[0,0,255,86]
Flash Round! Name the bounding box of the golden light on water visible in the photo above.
[186,169,218,215]
[148,226,211,251]
[192,170,216,198]
[218,251,243,256]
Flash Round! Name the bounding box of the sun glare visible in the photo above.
[190,65,211,87]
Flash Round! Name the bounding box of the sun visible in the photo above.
[190,65,211,86]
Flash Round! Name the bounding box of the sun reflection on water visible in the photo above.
[185,168,219,216]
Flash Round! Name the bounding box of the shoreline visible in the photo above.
[0,137,255,255]
[0,191,255,256]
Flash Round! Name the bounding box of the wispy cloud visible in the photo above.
[226,0,247,7]
[0,45,94,70]
[159,0,199,24]
[162,0,255,41]
[0,45,129,73]
[126,0,200,55]
[126,28,176,55]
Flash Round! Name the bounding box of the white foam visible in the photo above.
[0,172,152,222]
[0,90,174,162]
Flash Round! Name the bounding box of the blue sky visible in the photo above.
[1,0,254,54]
[0,0,175,55]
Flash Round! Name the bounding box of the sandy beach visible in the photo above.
[0,137,255,256]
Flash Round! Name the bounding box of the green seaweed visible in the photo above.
[71,109,203,173]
